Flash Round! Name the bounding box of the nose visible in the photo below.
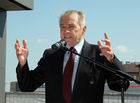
[64,29,70,33]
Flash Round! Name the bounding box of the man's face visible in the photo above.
[60,13,86,47]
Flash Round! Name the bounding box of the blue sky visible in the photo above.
[5,0,140,91]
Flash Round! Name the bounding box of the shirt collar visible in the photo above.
[66,39,84,54]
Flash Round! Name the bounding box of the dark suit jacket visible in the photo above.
[16,40,129,103]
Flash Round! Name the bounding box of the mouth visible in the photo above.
[64,36,72,40]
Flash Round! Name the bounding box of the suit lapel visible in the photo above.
[72,40,90,94]
[57,49,65,74]
[55,49,65,98]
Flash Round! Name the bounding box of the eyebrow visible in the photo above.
[60,24,74,26]
[60,24,64,26]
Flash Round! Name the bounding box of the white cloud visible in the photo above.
[115,45,135,53]
[36,38,49,44]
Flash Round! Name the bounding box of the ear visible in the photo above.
[82,26,87,35]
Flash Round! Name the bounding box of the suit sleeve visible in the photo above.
[105,56,130,92]
[16,50,48,92]
[94,45,130,92]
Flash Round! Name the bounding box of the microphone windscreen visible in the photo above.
[51,40,66,50]
[52,43,60,50]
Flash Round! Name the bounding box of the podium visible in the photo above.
[0,0,33,102]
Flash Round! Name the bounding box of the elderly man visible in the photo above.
[15,10,129,103]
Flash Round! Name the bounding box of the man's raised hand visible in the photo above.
[15,40,28,68]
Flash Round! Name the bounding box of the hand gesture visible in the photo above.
[97,33,114,63]
[15,40,28,68]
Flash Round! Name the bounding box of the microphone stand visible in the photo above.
[61,47,140,103]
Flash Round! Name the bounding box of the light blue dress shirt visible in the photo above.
[63,39,84,91]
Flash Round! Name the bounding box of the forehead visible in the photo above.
[60,13,79,24]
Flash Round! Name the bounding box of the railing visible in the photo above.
[5,92,45,103]
[104,93,140,103]
[5,92,140,103]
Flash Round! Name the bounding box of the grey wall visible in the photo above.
[0,11,6,103]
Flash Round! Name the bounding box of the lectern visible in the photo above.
[0,0,33,102]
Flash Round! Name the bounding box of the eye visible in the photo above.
[69,24,75,28]
[60,25,66,29]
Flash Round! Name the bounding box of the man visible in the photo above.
[15,10,129,103]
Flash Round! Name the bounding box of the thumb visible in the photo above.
[97,40,102,47]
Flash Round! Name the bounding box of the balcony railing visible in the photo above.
[5,92,140,103]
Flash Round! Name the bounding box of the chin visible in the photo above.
[67,43,72,46]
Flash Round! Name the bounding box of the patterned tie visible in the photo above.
[62,47,75,103]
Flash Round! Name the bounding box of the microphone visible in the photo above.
[51,39,67,50]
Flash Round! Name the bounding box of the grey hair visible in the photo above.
[59,10,86,28]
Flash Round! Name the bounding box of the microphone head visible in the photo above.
[51,39,67,50]
[60,39,67,45]
[52,42,60,50]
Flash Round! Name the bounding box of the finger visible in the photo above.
[15,43,18,50]
[99,51,111,57]
[15,45,22,56]
[16,39,22,48]
[97,40,102,47]
[15,40,20,50]
[104,32,109,39]
[23,40,28,49]
[99,53,104,56]
[101,39,111,46]
[100,46,111,52]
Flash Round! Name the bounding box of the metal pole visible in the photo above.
[121,87,124,103]
[0,11,6,103]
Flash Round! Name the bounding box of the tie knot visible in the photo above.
[70,47,75,52]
